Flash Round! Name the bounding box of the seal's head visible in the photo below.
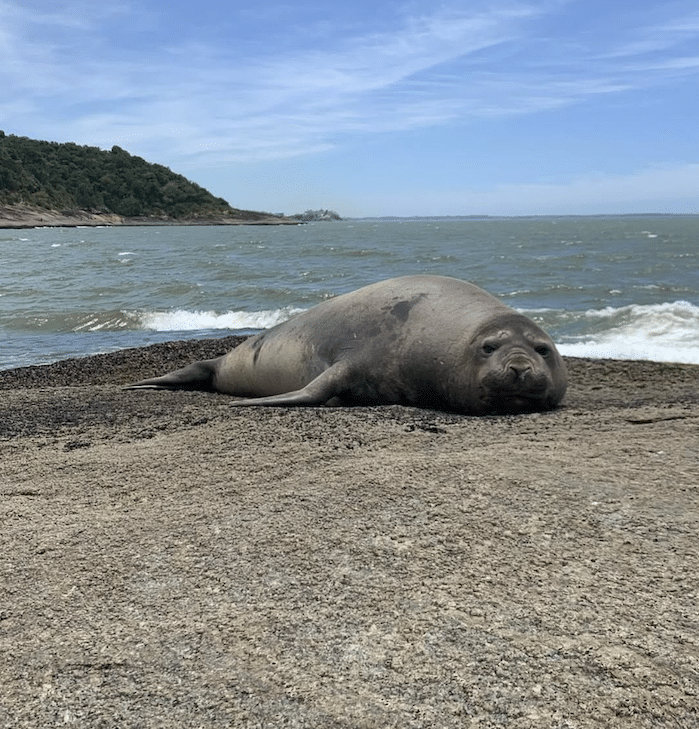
[466,314,567,414]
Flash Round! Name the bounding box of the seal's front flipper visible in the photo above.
[124,360,218,391]
[231,363,348,407]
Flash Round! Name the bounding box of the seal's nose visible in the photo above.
[508,363,532,381]
[507,361,548,394]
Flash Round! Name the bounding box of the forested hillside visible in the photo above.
[0,132,260,219]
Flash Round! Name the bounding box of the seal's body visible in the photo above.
[127,275,567,414]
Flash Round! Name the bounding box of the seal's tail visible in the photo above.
[124,359,218,392]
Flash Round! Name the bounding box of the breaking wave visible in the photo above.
[133,307,305,332]
[551,300,699,364]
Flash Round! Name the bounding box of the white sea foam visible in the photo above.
[556,301,699,364]
[137,307,305,332]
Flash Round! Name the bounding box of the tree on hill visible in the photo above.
[0,132,258,219]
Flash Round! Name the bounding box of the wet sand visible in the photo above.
[1,338,698,727]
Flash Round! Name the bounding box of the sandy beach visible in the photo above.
[1,337,697,727]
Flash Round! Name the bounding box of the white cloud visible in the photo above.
[252,5,539,96]
[599,9,699,58]
[2,0,699,171]
[2,1,545,160]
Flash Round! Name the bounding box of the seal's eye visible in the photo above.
[482,343,498,355]
[535,345,550,357]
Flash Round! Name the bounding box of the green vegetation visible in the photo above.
[0,131,260,219]
[292,209,342,221]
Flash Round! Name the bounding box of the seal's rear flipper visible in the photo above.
[124,360,218,391]
[230,363,348,407]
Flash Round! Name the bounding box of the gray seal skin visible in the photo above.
[126,275,567,415]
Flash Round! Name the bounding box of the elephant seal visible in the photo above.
[126,275,567,414]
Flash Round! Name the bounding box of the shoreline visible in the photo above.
[1,339,697,726]
[0,203,302,229]
[1,333,698,397]
[2,331,699,390]
[0,334,699,398]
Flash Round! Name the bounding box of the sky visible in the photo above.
[1,0,698,217]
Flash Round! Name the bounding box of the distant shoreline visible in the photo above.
[5,205,695,229]
[351,212,699,221]
[0,203,302,229]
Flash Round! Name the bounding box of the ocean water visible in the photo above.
[1,216,698,370]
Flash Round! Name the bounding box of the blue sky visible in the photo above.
[1,0,698,216]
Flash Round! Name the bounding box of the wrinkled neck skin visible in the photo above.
[454,315,567,415]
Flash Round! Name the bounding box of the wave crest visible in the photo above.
[555,300,699,364]
[136,307,305,332]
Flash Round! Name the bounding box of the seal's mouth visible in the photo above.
[482,367,550,397]
[480,375,553,413]
[483,391,553,414]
